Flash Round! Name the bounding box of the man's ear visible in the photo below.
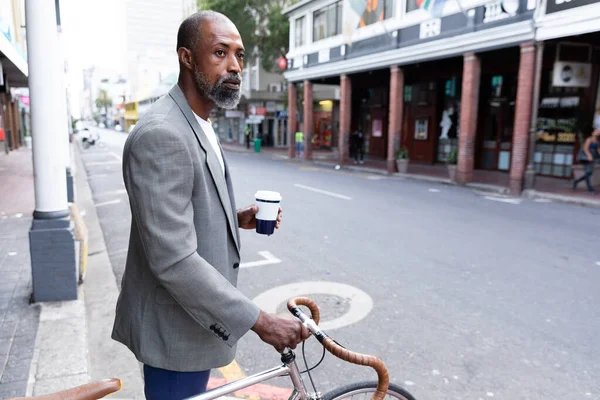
[178,48,194,71]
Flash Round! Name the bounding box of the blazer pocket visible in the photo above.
[154,285,178,305]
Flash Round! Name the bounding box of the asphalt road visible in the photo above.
[78,127,600,400]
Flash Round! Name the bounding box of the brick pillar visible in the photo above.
[303,80,313,160]
[339,74,351,164]
[457,53,481,184]
[288,82,297,159]
[13,101,21,147]
[5,95,14,150]
[509,42,536,195]
[387,66,404,173]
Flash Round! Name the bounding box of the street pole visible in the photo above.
[524,41,544,190]
[55,0,74,202]
[26,0,77,302]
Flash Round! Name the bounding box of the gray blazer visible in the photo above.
[111,85,260,372]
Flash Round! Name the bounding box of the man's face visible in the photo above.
[193,19,244,110]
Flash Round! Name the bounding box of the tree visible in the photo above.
[95,90,112,119]
[197,0,297,72]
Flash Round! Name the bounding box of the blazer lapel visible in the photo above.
[168,85,240,253]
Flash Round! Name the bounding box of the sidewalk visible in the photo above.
[0,147,143,398]
[0,148,40,398]
[221,142,600,207]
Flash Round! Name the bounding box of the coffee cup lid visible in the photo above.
[255,190,282,202]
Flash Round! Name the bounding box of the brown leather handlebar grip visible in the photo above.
[287,297,389,400]
[9,378,122,400]
[322,338,389,400]
[287,296,320,325]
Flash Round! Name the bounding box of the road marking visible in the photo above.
[534,198,552,203]
[484,196,522,204]
[95,199,121,207]
[596,261,600,266]
[429,188,441,193]
[366,175,386,180]
[85,161,121,167]
[293,184,352,200]
[218,360,249,383]
[109,151,122,162]
[208,377,290,400]
[240,251,281,269]
[208,360,288,400]
[299,166,321,171]
[253,281,373,330]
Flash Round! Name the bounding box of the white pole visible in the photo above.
[25,0,69,217]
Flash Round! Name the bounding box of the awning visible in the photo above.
[0,32,28,87]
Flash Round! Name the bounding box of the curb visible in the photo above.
[73,145,145,398]
[222,146,598,207]
[522,189,600,208]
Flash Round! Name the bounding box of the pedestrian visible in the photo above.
[245,125,251,149]
[295,130,304,158]
[573,128,600,194]
[351,128,365,164]
[112,11,310,400]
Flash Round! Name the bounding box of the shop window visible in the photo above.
[415,118,428,140]
[406,0,419,12]
[534,68,582,178]
[361,0,395,26]
[295,16,306,47]
[313,1,342,41]
[404,85,412,102]
[438,77,460,163]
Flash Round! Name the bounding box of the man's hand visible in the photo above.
[251,311,310,353]
[237,205,283,230]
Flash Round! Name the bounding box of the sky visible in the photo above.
[58,0,128,118]
[61,0,128,74]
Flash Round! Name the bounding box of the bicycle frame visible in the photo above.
[184,349,313,400]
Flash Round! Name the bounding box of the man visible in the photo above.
[111,11,309,400]
[295,130,304,158]
[351,128,365,164]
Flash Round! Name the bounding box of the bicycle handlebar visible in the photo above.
[287,297,389,400]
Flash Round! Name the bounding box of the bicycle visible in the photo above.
[17,297,416,400]
[81,129,100,149]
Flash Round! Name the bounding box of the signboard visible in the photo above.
[276,110,288,119]
[415,119,428,140]
[225,110,244,118]
[248,106,267,116]
[546,0,598,13]
[245,115,264,125]
[372,119,383,137]
[552,61,592,87]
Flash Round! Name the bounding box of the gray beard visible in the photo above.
[194,66,241,110]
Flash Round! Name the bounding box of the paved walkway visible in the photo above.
[0,146,143,399]
[0,148,41,398]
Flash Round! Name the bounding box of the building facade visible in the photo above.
[0,0,28,152]
[282,0,600,193]
[124,0,189,102]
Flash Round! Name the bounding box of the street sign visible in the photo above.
[552,61,592,87]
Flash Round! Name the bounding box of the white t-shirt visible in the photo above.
[193,113,225,176]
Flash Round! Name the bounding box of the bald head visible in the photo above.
[176,11,233,53]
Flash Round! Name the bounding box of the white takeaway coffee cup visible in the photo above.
[254,190,282,235]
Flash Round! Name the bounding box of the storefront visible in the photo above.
[475,47,520,172]
[401,59,463,164]
[351,70,390,159]
[533,38,600,178]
